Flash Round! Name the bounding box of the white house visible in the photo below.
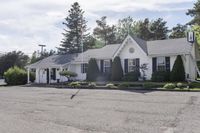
[26,35,200,84]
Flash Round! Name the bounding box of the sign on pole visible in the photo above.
[187,31,195,43]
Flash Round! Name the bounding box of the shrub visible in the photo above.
[123,70,140,81]
[163,83,176,89]
[176,82,184,89]
[68,82,81,88]
[4,66,27,85]
[151,71,170,82]
[170,55,185,82]
[188,82,200,88]
[118,83,130,88]
[143,83,162,89]
[106,83,118,89]
[111,56,123,81]
[86,58,100,81]
[59,71,77,78]
[88,82,96,88]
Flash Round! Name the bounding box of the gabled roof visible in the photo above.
[147,38,191,56]
[131,36,148,54]
[73,44,121,63]
[26,54,77,68]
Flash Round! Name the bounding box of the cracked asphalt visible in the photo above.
[0,86,200,133]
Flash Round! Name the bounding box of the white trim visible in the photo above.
[113,35,147,58]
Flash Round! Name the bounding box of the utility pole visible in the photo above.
[38,44,46,56]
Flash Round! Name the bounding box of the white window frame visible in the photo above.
[128,59,136,72]
[157,57,166,71]
[104,60,111,73]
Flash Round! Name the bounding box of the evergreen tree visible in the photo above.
[150,18,169,40]
[86,58,99,81]
[59,2,88,53]
[170,55,185,81]
[111,56,123,81]
[186,0,200,25]
[93,16,117,45]
[169,24,187,39]
[137,18,152,40]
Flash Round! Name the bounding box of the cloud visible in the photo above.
[0,0,195,55]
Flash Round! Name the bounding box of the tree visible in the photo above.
[150,18,169,40]
[93,16,117,45]
[0,51,29,77]
[186,0,200,25]
[170,55,185,82]
[30,50,56,64]
[136,18,152,41]
[116,16,138,42]
[86,58,99,81]
[111,57,123,81]
[169,24,187,39]
[59,2,88,53]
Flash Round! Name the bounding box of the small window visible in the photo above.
[104,60,111,73]
[128,59,136,72]
[157,57,166,71]
[81,64,88,73]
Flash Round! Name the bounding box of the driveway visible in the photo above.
[0,86,199,133]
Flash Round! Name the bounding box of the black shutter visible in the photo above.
[165,57,170,72]
[152,57,157,72]
[100,60,104,73]
[136,58,140,71]
[53,68,56,80]
[124,59,128,73]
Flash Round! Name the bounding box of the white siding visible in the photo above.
[118,38,152,80]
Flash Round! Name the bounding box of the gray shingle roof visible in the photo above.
[73,44,121,62]
[147,38,191,56]
[132,36,148,54]
[27,54,77,68]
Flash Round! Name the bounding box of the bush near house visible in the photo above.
[151,71,170,82]
[170,55,185,82]
[111,56,123,81]
[4,66,27,85]
[123,70,140,81]
[163,83,176,89]
[59,70,77,81]
[86,58,100,81]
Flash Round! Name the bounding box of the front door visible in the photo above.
[46,68,49,84]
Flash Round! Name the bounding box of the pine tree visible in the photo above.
[93,16,117,45]
[59,2,88,54]
[111,56,123,81]
[186,0,200,25]
[86,58,99,81]
[170,55,185,82]
[169,24,187,39]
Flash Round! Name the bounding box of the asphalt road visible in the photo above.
[0,86,200,133]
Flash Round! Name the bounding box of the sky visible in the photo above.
[0,0,196,56]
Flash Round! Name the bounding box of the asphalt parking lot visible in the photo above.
[0,86,199,133]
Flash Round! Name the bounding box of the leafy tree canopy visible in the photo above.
[0,51,29,77]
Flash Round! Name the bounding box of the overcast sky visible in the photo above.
[0,0,196,55]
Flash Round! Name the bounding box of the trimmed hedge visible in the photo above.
[151,71,170,82]
[123,71,140,81]
[4,66,27,85]
[170,55,185,82]
[111,56,123,81]
[86,58,99,81]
